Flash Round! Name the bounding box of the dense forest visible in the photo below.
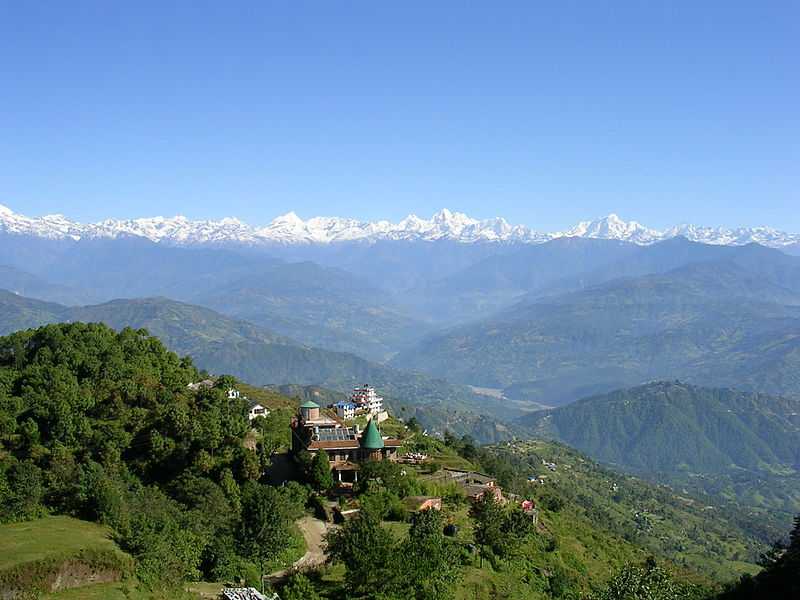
[0,323,309,594]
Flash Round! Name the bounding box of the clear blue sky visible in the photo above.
[1,1,797,231]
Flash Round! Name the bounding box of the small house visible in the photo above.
[248,401,269,421]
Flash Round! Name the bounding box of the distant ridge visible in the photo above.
[2,203,799,248]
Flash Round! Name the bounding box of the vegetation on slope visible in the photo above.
[0,323,307,594]
[0,292,514,443]
[0,516,135,599]
[443,436,767,583]
[520,381,800,529]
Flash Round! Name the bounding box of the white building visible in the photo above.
[248,401,269,421]
[350,385,384,415]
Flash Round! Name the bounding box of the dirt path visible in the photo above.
[268,515,331,580]
[293,515,329,569]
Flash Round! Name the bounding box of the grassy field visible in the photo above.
[43,582,195,600]
[0,516,121,571]
[238,383,299,410]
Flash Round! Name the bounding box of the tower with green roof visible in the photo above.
[299,399,320,421]
[360,418,385,460]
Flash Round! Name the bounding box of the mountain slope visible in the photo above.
[517,382,800,519]
[0,291,514,442]
[0,265,91,306]
[520,382,800,475]
[192,260,429,360]
[0,236,425,361]
[392,250,800,404]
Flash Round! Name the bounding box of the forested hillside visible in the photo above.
[0,293,514,443]
[0,323,310,594]
[521,382,800,475]
[519,382,800,525]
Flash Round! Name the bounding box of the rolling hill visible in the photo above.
[520,381,800,475]
[0,235,427,362]
[518,381,800,519]
[192,260,429,360]
[0,291,514,442]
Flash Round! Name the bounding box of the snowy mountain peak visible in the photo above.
[1,203,798,249]
[563,214,662,244]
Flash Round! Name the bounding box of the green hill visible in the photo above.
[0,292,514,443]
[519,381,800,524]
[461,438,769,582]
[0,516,137,598]
[520,382,800,475]
[193,260,430,361]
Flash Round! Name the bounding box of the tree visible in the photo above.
[237,482,293,592]
[309,449,333,492]
[469,492,506,565]
[501,507,536,556]
[400,509,463,600]
[590,559,704,600]
[281,572,322,600]
[355,459,420,498]
[325,512,396,596]
[405,416,421,432]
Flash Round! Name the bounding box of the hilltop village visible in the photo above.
[286,385,516,506]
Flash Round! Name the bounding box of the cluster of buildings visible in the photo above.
[333,384,387,421]
[187,379,269,422]
[291,395,402,485]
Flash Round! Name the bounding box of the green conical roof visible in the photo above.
[299,399,320,409]
[360,419,384,449]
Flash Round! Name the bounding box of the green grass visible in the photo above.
[43,582,198,600]
[0,516,121,571]
[238,383,299,411]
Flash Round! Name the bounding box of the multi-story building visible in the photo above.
[350,385,384,415]
[290,399,401,485]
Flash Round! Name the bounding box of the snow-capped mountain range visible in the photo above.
[1,203,799,249]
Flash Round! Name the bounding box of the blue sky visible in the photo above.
[1,1,797,231]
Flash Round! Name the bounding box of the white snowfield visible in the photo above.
[1,203,798,249]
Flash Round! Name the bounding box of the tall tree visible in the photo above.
[237,482,293,592]
[469,492,506,566]
[281,572,322,600]
[401,509,463,600]
[309,449,333,492]
[325,512,396,597]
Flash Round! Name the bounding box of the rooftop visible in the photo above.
[360,419,384,449]
[316,426,358,442]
